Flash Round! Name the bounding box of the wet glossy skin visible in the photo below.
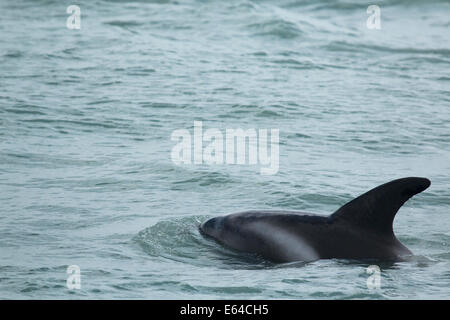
[200,177,429,262]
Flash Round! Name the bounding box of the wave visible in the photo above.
[134,216,273,269]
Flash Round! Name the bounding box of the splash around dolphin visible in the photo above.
[199,177,431,263]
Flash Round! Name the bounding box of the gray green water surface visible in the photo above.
[0,0,449,299]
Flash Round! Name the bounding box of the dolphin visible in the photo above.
[199,177,430,262]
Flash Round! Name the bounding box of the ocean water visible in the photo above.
[1,0,449,299]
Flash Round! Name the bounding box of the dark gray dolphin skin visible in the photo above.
[199,177,431,262]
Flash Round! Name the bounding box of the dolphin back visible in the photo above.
[331,177,430,235]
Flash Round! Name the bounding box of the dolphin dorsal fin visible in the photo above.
[331,177,430,235]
